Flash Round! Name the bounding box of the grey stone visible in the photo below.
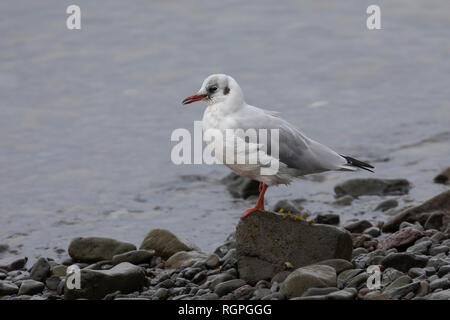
[272,200,307,215]
[438,265,450,277]
[406,240,432,255]
[154,288,169,300]
[408,268,425,278]
[271,271,291,284]
[327,288,357,300]
[424,211,447,230]
[426,256,450,269]
[214,279,246,297]
[381,253,428,272]
[302,287,338,297]
[311,259,353,274]
[0,280,19,295]
[51,265,67,277]
[316,213,340,225]
[192,271,207,284]
[198,293,219,300]
[384,275,412,291]
[253,287,272,299]
[205,254,220,269]
[399,221,424,231]
[416,280,429,297]
[45,276,61,291]
[385,281,420,299]
[333,195,354,206]
[434,167,450,185]
[166,251,208,269]
[64,262,147,300]
[376,199,399,212]
[280,265,336,299]
[140,229,199,260]
[337,269,364,288]
[352,247,368,258]
[382,190,450,232]
[345,272,369,289]
[29,257,51,282]
[425,289,450,300]
[111,250,154,265]
[18,279,44,295]
[334,178,410,198]
[261,292,284,300]
[377,227,424,251]
[157,279,174,289]
[0,257,27,272]
[68,237,136,262]
[236,210,352,283]
[365,227,381,237]
[429,245,449,256]
[344,220,372,233]
[430,278,450,291]
[208,273,235,290]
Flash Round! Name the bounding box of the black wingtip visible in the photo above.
[341,155,374,173]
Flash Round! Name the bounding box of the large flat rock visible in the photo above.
[64,262,146,300]
[68,237,136,262]
[236,210,353,283]
[382,190,450,232]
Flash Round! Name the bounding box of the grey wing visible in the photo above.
[276,119,346,173]
[234,107,347,173]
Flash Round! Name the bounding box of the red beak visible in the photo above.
[182,94,207,105]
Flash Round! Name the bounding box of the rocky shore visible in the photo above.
[1,172,450,300]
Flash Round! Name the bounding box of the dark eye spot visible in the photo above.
[224,87,230,95]
[208,86,217,94]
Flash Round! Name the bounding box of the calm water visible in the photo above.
[1,0,449,262]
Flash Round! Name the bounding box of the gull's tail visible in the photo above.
[340,155,374,173]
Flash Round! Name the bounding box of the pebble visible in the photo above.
[381,253,428,272]
[51,265,67,277]
[406,240,432,255]
[0,257,28,272]
[0,280,19,295]
[333,195,354,206]
[365,227,381,237]
[429,245,449,256]
[415,280,429,297]
[337,269,363,288]
[198,293,219,300]
[437,265,450,277]
[352,247,368,258]
[302,287,338,297]
[385,281,420,299]
[399,222,424,232]
[18,279,45,295]
[345,272,368,289]
[214,279,246,297]
[205,254,220,269]
[426,289,450,300]
[375,199,398,212]
[45,276,61,291]
[327,288,357,300]
[430,278,450,291]
[192,271,207,284]
[408,268,425,278]
[111,250,154,265]
[316,214,340,225]
[345,220,372,233]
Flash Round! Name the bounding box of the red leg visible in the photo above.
[241,183,268,219]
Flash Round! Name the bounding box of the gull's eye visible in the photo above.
[208,86,218,94]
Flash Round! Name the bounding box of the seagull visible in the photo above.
[182,74,374,219]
